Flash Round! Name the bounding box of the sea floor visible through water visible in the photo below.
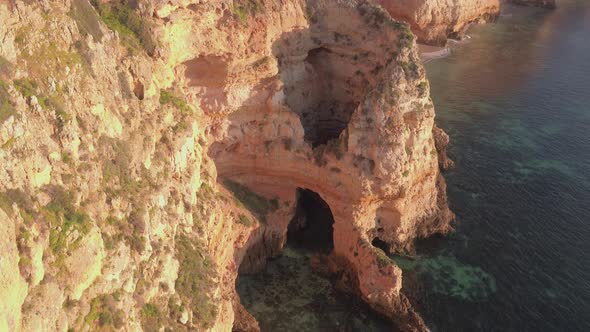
[237,247,394,331]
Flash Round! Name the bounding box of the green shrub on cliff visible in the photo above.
[13,78,70,129]
[223,179,278,223]
[238,213,253,226]
[101,212,146,253]
[159,89,191,113]
[396,22,416,49]
[43,187,92,260]
[21,40,88,83]
[90,0,156,55]
[84,294,125,329]
[232,0,263,23]
[417,81,429,96]
[141,303,163,332]
[174,234,217,329]
[400,61,418,77]
[13,78,37,99]
[375,248,393,269]
[358,4,391,28]
[0,189,35,225]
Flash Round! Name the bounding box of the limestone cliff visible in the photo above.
[374,0,501,45]
[0,0,453,331]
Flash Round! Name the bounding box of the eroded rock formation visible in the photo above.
[374,0,501,45]
[372,0,557,46]
[201,1,453,329]
[0,0,455,331]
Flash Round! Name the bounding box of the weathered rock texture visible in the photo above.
[374,0,501,45]
[199,0,453,329]
[0,0,455,331]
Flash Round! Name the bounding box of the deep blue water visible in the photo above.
[238,2,590,331]
[402,1,590,330]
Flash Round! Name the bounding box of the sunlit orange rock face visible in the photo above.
[374,0,501,45]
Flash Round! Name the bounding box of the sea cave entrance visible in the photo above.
[236,187,391,330]
[287,188,335,253]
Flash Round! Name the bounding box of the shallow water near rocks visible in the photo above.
[238,1,590,330]
[392,255,497,302]
[237,247,393,331]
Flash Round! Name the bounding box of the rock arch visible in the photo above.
[202,1,452,330]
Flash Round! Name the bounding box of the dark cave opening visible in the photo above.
[302,48,359,146]
[236,186,395,331]
[372,237,390,254]
[281,47,362,147]
[287,188,335,253]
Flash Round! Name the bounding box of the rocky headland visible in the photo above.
[374,0,501,45]
[374,0,556,46]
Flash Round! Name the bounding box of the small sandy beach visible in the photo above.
[418,44,451,63]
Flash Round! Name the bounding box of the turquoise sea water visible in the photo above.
[407,1,590,330]
[238,1,590,330]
